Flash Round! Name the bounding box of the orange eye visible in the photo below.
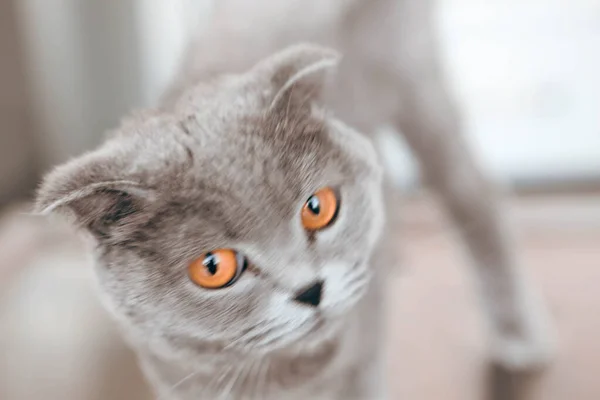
[301,187,339,231]
[188,249,245,289]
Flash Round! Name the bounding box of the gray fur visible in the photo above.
[166,0,554,379]
[36,45,386,399]
[36,0,555,398]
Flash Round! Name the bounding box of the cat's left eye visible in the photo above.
[301,187,339,231]
[188,249,246,289]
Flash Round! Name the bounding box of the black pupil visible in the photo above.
[203,253,218,275]
[307,196,320,215]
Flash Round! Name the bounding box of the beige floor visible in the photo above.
[389,194,600,400]
[0,194,599,399]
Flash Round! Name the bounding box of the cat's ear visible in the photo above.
[256,43,341,111]
[35,151,156,239]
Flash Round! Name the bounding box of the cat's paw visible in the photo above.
[490,287,556,372]
[492,332,554,373]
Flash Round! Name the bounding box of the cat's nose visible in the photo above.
[293,280,324,307]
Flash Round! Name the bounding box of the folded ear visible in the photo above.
[254,43,341,111]
[35,152,156,240]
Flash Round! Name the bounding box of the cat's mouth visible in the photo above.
[284,267,369,349]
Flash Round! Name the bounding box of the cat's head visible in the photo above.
[35,44,384,359]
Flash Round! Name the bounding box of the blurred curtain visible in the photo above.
[0,0,37,207]
[13,0,212,171]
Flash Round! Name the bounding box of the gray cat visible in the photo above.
[35,0,554,399]
[37,45,387,399]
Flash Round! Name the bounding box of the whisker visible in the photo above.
[219,361,248,400]
[344,268,369,292]
[245,357,261,398]
[346,276,367,292]
[242,325,283,347]
[350,265,369,279]
[202,363,234,398]
[157,368,202,400]
[237,358,254,398]
[345,282,368,303]
[224,319,277,350]
[253,358,270,400]
[253,321,311,349]
[226,321,284,351]
[248,325,290,350]
[346,273,367,289]
[249,357,262,400]
[242,359,259,396]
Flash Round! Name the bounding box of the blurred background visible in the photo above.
[2,0,600,202]
[0,0,599,399]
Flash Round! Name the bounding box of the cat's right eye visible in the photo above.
[188,249,246,289]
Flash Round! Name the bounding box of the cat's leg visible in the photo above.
[389,13,555,397]
[393,79,554,396]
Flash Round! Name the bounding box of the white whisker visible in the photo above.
[245,358,261,398]
[224,320,280,350]
[219,361,248,400]
[253,358,270,400]
[249,357,263,400]
[238,360,254,399]
[253,320,313,349]
[158,368,202,400]
[202,363,234,398]
[345,283,368,304]
[249,324,292,349]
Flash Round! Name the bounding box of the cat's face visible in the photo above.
[36,45,384,358]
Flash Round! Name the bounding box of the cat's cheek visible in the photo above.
[319,261,370,317]
[267,292,313,321]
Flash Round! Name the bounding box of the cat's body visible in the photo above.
[169,0,555,384]
[36,0,553,399]
[165,0,408,133]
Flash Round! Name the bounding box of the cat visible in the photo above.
[165,0,555,392]
[35,0,554,399]
[36,44,387,399]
